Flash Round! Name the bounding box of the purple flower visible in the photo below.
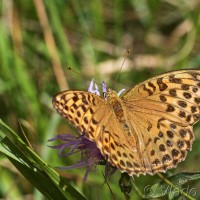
[48,134,106,181]
[49,80,117,181]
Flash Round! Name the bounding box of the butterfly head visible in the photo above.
[105,88,118,100]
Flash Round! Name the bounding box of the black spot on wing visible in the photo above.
[142,84,153,95]
[157,78,168,91]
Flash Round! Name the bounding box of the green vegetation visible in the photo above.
[0,0,200,199]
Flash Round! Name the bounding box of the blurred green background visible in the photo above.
[1,0,200,199]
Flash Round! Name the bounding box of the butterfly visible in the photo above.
[52,70,200,176]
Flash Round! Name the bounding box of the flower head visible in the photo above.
[48,134,105,181]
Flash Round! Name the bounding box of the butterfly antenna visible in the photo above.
[67,66,105,90]
[67,66,81,76]
[112,49,130,89]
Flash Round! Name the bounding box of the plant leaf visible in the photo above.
[0,119,87,200]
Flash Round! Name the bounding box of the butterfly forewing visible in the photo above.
[52,90,112,140]
[53,69,200,176]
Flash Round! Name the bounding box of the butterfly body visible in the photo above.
[106,89,132,136]
[53,70,200,176]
